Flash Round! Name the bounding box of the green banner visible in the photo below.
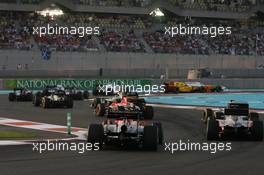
[0,79,3,89]
[4,80,17,89]
[3,79,153,90]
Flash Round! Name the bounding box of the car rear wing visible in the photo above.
[107,111,142,119]
[228,103,249,109]
[224,108,249,116]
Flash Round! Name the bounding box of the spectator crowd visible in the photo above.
[0,11,263,56]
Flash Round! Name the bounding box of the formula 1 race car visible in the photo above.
[33,86,73,108]
[185,82,223,93]
[87,112,163,151]
[8,88,33,102]
[33,86,57,106]
[92,92,154,119]
[203,102,263,141]
[65,87,89,100]
[164,81,223,93]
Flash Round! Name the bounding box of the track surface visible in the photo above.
[0,94,263,175]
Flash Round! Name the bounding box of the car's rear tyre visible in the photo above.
[206,117,219,140]
[41,97,49,108]
[92,98,102,109]
[8,93,15,101]
[76,92,83,100]
[153,122,164,145]
[143,125,158,151]
[66,97,73,108]
[33,93,41,106]
[215,86,223,92]
[27,94,33,101]
[203,108,213,123]
[199,87,206,93]
[250,112,259,121]
[87,124,104,149]
[83,91,89,99]
[251,121,263,141]
[95,103,105,116]
[143,106,154,120]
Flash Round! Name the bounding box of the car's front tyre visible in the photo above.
[206,117,219,140]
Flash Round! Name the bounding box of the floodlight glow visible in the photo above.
[36,8,64,19]
[149,8,164,17]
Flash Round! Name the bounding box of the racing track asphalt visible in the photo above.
[0,94,263,175]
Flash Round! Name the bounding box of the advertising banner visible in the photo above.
[3,79,153,90]
[0,79,3,90]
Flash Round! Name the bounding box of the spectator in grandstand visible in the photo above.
[0,12,33,50]
[17,64,22,70]
[100,29,145,52]
[143,30,209,55]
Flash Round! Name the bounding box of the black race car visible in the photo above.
[33,86,57,106]
[203,102,263,141]
[8,88,33,102]
[33,86,73,108]
[35,88,73,108]
[65,87,89,100]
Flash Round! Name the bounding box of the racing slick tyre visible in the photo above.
[66,97,74,108]
[41,97,49,109]
[199,87,206,93]
[95,103,105,116]
[251,121,263,141]
[92,98,102,109]
[76,92,83,100]
[87,124,104,149]
[33,93,41,106]
[153,122,164,145]
[26,93,33,101]
[214,86,223,92]
[8,93,15,101]
[203,108,213,123]
[143,125,158,151]
[250,112,259,121]
[83,91,89,99]
[92,89,99,96]
[143,106,154,120]
[206,117,219,140]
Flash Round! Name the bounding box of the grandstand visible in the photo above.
[0,0,264,86]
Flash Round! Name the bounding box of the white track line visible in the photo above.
[0,117,87,146]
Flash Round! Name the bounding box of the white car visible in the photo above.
[87,115,163,151]
[203,102,263,141]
